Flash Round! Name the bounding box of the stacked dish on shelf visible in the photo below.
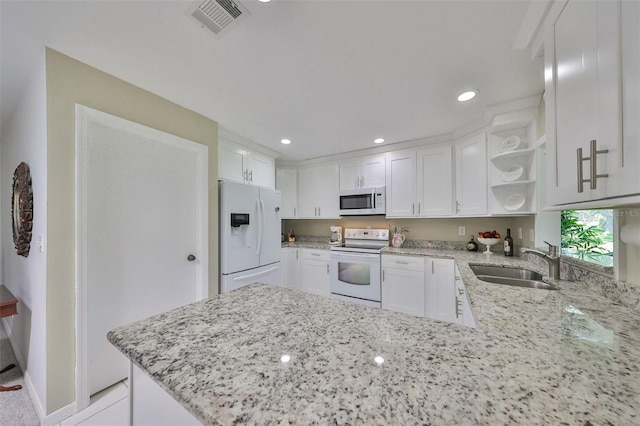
[496,135,528,212]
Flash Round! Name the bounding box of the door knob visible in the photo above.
[187,254,196,262]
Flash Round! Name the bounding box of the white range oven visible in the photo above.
[329,228,389,308]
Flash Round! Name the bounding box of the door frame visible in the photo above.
[74,105,208,410]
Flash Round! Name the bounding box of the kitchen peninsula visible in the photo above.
[108,252,640,425]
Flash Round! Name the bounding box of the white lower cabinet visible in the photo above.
[301,249,331,297]
[425,258,457,323]
[381,255,472,326]
[131,362,201,425]
[283,247,301,290]
[454,265,478,328]
[382,255,426,316]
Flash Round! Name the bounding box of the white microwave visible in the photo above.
[339,187,386,216]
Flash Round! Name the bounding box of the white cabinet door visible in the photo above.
[455,134,487,216]
[545,0,639,205]
[285,247,301,291]
[218,138,275,188]
[297,166,320,218]
[339,154,386,190]
[276,168,298,218]
[131,363,201,425]
[318,163,340,218]
[247,150,275,188]
[218,139,246,184]
[425,258,456,323]
[361,153,386,188]
[615,0,640,198]
[297,164,340,218]
[281,248,289,288]
[381,255,425,317]
[301,249,330,297]
[339,159,361,190]
[417,145,454,216]
[385,150,417,217]
[454,266,477,328]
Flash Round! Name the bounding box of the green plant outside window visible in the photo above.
[561,209,613,267]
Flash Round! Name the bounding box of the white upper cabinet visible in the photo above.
[386,146,455,218]
[417,145,454,216]
[218,132,275,188]
[276,168,298,218]
[339,153,386,190]
[297,163,340,218]
[545,0,640,206]
[454,133,488,216]
[385,150,417,217]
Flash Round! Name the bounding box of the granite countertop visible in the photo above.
[281,241,333,250]
[108,250,640,425]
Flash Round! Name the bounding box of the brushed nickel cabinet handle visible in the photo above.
[577,140,609,192]
[589,139,609,190]
[577,147,585,193]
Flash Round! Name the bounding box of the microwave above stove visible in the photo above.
[338,187,386,216]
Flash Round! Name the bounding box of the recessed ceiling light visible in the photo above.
[457,90,477,102]
[258,0,271,3]
[281,139,291,145]
[374,138,385,144]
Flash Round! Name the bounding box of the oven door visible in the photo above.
[330,251,381,302]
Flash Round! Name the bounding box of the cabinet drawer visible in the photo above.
[302,248,330,262]
[382,254,425,271]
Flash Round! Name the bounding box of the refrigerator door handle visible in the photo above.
[256,199,262,256]
[231,265,279,281]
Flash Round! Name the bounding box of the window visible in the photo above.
[561,209,613,267]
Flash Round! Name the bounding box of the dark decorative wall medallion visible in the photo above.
[12,162,33,257]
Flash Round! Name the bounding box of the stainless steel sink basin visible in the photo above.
[469,265,559,290]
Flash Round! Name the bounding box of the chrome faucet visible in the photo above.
[522,241,560,280]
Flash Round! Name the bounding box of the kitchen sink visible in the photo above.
[469,265,559,290]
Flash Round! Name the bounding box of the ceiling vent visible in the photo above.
[188,0,250,36]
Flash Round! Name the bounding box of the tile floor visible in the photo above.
[57,380,130,426]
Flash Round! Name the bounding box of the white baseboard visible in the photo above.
[42,401,77,426]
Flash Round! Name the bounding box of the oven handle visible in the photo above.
[331,252,380,260]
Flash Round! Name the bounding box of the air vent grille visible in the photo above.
[189,0,249,36]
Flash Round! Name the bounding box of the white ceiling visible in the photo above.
[0,0,544,161]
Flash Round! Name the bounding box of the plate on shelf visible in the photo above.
[503,193,526,211]
[501,165,524,182]
[500,135,522,152]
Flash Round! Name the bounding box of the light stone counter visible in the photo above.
[108,250,640,425]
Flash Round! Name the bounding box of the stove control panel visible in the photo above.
[344,228,389,241]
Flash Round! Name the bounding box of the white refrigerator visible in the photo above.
[219,181,282,293]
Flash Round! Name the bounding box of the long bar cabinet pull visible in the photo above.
[576,139,609,193]
[588,139,608,190]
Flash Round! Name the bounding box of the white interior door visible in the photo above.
[76,105,208,407]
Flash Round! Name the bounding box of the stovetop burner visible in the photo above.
[330,228,389,253]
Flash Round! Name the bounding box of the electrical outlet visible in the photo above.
[458,226,466,236]
[530,229,535,242]
[518,228,523,240]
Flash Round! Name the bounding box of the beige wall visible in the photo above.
[284,216,536,248]
[45,49,218,413]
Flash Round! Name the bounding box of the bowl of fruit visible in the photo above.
[477,230,501,254]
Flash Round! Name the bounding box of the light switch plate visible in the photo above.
[458,226,466,236]
[518,228,523,240]
[530,229,535,242]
